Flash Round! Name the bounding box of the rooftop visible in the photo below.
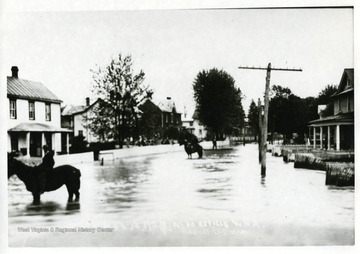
[309,112,354,126]
[7,76,62,103]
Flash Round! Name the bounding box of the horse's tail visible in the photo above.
[69,166,81,191]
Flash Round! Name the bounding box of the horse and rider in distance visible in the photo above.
[8,145,81,205]
[178,129,203,159]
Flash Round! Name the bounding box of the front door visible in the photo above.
[30,132,42,157]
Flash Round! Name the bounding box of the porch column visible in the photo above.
[320,126,323,149]
[53,133,56,150]
[313,127,316,149]
[336,125,340,151]
[66,133,70,154]
[26,132,31,158]
[327,126,331,150]
[42,133,46,148]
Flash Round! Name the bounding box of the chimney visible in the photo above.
[166,97,171,100]
[86,97,90,106]
[11,66,19,78]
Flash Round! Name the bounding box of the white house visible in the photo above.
[61,98,101,143]
[309,68,354,150]
[7,66,71,157]
[182,110,207,141]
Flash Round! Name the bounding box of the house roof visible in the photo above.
[157,98,177,113]
[140,97,182,114]
[61,105,87,116]
[7,77,62,103]
[61,98,103,116]
[332,68,354,98]
[8,123,72,133]
[308,112,354,126]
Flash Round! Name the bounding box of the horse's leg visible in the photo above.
[74,190,80,202]
[32,193,41,205]
[66,176,81,202]
[67,190,74,203]
[198,147,203,158]
[66,184,74,203]
[74,177,81,202]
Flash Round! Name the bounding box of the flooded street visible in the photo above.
[8,144,354,246]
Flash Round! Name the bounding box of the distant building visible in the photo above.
[7,66,71,157]
[139,97,182,140]
[241,117,256,142]
[156,97,182,129]
[308,68,354,150]
[182,110,207,141]
[61,97,102,143]
[138,99,162,139]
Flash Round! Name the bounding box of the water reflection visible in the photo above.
[93,157,154,213]
[8,144,355,246]
[261,176,266,187]
[21,201,80,216]
[65,202,81,213]
[26,201,62,215]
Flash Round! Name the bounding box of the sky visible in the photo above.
[4,7,354,117]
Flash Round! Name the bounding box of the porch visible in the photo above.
[8,123,72,158]
[308,112,354,151]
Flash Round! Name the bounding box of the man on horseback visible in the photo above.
[37,145,55,194]
[178,129,203,159]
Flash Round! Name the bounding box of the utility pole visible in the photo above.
[258,98,262,164]
[239,63,302,176]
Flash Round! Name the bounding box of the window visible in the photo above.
[29,101,35,120]
[347,95,351,112]
[9,100,17,119]
[45,103,51,121]
[171,113,174,123]
[166,114,169,123]
[78,130,83,137]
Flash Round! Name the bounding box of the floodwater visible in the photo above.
[8,144,354,246]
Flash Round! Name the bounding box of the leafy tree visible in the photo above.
[267,84,339,144]
[270,85,292,98]
[247,100,259,141]
[193,68,245,139]
[90,54,153,148]
[317,84,337,117]
[268,85,308,143]
[303,96,318,126]
[84,99,114,142]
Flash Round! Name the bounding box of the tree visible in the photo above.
[193,68,245,139]
[317,84,337,117]
[268,85,308,143]
[84,99,114,142]
[266,84,339,144]
[90,54,153,148]
[247,100,259,141]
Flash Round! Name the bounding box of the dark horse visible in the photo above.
[178,131,203,159]
[8,154,81,205]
